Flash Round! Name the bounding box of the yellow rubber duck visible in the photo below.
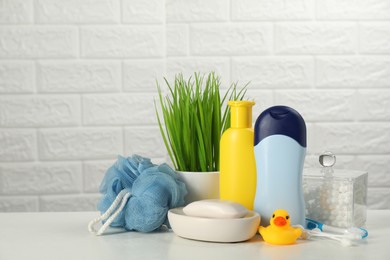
[259,209,302,245]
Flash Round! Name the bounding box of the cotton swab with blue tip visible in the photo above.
[295,218,368,246]
[305,218,368,239]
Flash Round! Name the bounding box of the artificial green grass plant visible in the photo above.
[155,72,247,172]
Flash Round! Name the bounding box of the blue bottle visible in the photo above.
[254,106,306,226]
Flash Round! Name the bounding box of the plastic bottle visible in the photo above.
[253,106,306,226]
[219,100,256,210]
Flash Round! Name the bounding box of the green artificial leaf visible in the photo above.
[155,72,249,172]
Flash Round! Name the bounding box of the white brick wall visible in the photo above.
[0,27,78,58]
[190,24,272,55]
[37,61,121,93]
[35,0,120,24]
[0,0,389,211]
[0,62,34,93]
[0,96,80,126]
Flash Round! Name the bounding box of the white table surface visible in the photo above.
[0,210,389,260]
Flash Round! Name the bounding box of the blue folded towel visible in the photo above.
[95,154,187,233]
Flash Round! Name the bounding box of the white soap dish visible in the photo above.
[168,207,260,243]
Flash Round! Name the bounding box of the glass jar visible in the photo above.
[303,152,368,228]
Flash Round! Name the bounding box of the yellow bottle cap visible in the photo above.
[228,100,255,128]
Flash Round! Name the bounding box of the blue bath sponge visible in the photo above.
[96,154,187,233]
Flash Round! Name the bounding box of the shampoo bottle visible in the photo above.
[253,106,306,226]
[220,101,256,210]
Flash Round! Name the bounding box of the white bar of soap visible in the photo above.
[183,199,249,219]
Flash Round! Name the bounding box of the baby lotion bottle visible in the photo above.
[220,101,256,210]
[254,106,306,226]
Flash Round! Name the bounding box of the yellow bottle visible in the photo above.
[219,100,256,210]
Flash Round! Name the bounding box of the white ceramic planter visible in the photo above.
[177,171,220,205]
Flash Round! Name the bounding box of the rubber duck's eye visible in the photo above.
[286,216,290,220]
[272,214,275,218]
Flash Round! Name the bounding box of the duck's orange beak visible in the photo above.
[273,216,287,227]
